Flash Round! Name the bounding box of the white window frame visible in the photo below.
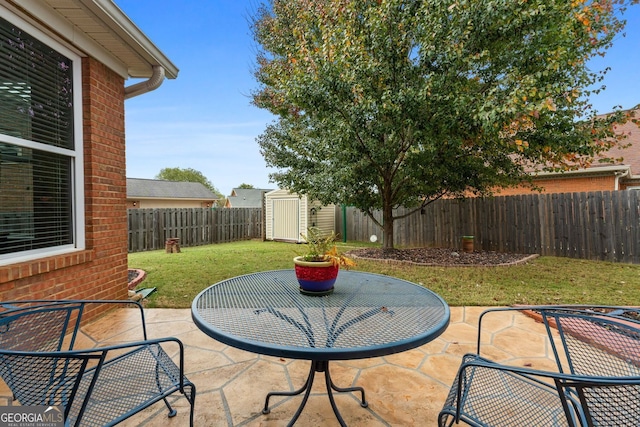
[0,9,85,266]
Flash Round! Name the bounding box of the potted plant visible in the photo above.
[461,235,474,253]
[294,227,355,296]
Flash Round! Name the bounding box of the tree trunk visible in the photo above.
[382,203,395,250]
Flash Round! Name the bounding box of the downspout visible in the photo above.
[614,167,631,190]
[124,65,165,99]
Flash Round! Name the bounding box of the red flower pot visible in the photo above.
[293,256,338,296]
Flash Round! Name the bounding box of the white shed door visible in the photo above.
[272,198,299,241]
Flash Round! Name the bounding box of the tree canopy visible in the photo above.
[156,167,223,200]
[252,0,637,249]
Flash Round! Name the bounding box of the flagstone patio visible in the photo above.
[0,306,558,426]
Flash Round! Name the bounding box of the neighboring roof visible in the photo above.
[600,116,640,176]
[5,0,178,80]
[127,178,218,200]
[226,188,274,208]
[530,107,640,179]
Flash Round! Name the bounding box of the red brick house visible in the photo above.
[0,1,177,314]
[497,109,640,195]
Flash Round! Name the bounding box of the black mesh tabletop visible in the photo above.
[191,270,450,361]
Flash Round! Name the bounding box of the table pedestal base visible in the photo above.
[262,360,368,426]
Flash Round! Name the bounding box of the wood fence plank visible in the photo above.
[602,192,613,261]
[587,193,599,260]
[497,197,506,252]
[528,194,539,254]
[615,191,627,262]
[632,191,640,264]
[576,192,587,259]
[566,193,576,258]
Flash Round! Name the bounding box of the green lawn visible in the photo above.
[128,240,640,308]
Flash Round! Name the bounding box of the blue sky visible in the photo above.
[116,1,640,197]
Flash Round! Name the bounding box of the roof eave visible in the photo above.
[80,0,178,79]
[6,0,178,80]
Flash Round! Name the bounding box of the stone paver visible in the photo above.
[0,307,559,426]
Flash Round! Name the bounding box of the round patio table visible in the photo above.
[191,269,450,426]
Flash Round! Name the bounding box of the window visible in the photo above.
[0,14,84,263]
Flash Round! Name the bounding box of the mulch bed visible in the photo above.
[347,247,537,267]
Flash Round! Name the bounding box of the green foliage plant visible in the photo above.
[251,0,638,250]
[299,227,356,267]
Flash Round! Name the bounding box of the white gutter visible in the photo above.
[532,164,631,178]
[124,65,165,99]
[614,168,631,190]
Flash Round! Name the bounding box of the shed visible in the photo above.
[265,189,336,242]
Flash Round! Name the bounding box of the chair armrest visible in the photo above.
[457,353,639,385]
[475,307,549,357]
[1,337,186,375]
[72,299,149,340]
[0,299,149,342]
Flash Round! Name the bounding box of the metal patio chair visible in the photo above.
[439,306,640,427]
[0,300,196,426]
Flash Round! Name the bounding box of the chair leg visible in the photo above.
[152,347,178,418]
[438,409,456,427]
[163,397,177,417]
[187,383,196,427]
[163,383,197,424]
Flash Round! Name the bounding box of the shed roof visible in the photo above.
[127,178,218,200]
[226,188,273,208]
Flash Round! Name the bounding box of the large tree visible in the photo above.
[252,0,636,250]
[156,167,223,200]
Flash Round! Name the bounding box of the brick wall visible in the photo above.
[0,57,129,318]
[497,174,616,196]
[620,179,640,190]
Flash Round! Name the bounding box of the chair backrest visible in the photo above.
[0,302,98,424]
[540,308,640,378]
[0,302,85,352]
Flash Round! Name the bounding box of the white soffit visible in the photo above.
[3,0,178,80]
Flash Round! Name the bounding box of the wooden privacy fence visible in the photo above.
[339,190,640,264]
[127,192,640,263]
[128,208,263,253]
